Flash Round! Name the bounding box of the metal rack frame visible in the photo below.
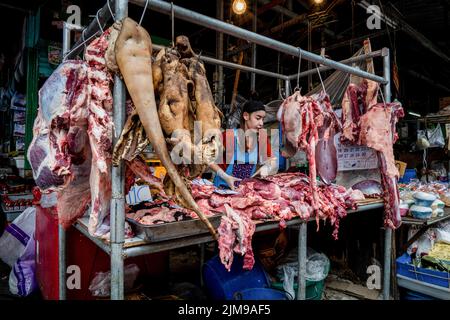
[59,0,394,300]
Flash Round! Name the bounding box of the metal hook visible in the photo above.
[63,30,100,62]
[295,47,302,92]
[315,64,326,94]
[107,0,116,21]
[139,0,149,25]
[379,87,387,107]
[171,2,175,47]
[81,28,87,59]
[82,28,87,50]
[96,8,104,33]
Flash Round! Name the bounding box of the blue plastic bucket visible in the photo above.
[233,288,291,300]
[203,255,271,300]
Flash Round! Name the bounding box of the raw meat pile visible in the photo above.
[125,197,217,225]
[340,79,404,228]
[192,173,358,270]
[126,204,185,225]
[277,91,342,215]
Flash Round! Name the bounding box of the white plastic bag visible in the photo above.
[435,229,450,244]
[0,207,38,297]
[0,207,36,267]
[418,124,445,148]
[276,248,330,299]
[88,264,140,297]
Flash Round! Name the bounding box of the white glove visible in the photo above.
[252,157,279,178]
[217,169,241,190]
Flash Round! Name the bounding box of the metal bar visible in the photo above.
[58,226,66,300]
[287,49,386,80]
[251,0,257,91]
[73,221,112,255]
[284,78,290,169]
[153,44,289,80]
[129,0,387,84]
[307,19,312,91]
[216,0,224,106]
[297,222,307,300]
[110,0,128,301]
[402,213,450,226]
[124,235,215,258]
[65,2,115,60]
[347,201,384,214]
[200,244,205,287]
[382,48,392,301]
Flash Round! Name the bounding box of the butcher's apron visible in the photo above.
[213,129,258,189]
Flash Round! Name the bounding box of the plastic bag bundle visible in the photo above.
[88,264,140,297]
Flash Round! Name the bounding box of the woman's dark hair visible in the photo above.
[242,91,266,114]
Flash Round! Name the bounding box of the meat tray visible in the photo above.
[127,213,223,242]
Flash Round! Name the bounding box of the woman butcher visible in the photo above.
[209,97,279,190]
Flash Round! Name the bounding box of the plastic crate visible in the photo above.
[203,255,271,300]
[401,289,437,300]
[396,254,450,289]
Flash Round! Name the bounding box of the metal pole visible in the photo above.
[287,49,387,80]
[307,19,312,91]
[153,44,288,80]
[58,226,66,300]
[216,0,224,106]
[382,48,392,301]
[110,0,128,301]
[284,78,290,169]
[297,223,307,300]
[129,0,387,84]
[200,244,205,287]
[251,0,257,91]
[58,22,73,301]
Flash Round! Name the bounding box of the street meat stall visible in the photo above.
[26,0,402,300]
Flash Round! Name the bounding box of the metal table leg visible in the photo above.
[58,225,66,300]
[200,244,205,287]
[383,228,392,300]
[297,222,307,300]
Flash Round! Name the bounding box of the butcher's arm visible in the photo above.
[208,163,241,190]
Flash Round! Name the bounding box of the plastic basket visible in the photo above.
[396,254,450,289]
[401,289,437,300]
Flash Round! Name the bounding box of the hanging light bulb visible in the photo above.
[232,0,247,15]
[314,0,324,4]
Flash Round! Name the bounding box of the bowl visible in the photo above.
[410,205,433,219]
[399,204,409,217]
[413,192,437,207]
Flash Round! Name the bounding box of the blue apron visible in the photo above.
[213,129,258,189]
